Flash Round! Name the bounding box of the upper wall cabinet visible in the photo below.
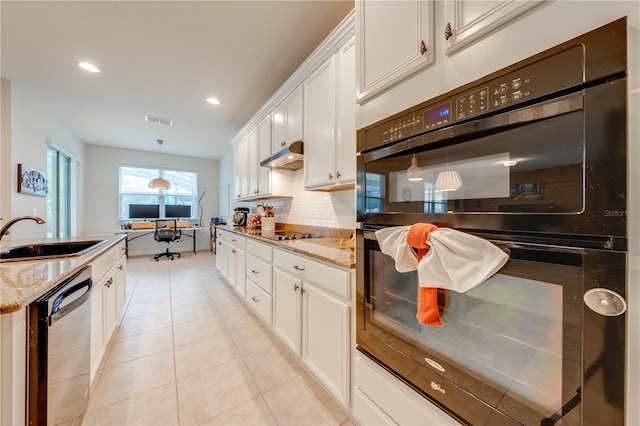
[257,115,272,196]
[356,0,434,103]
[234,116,293,201]
[272,86,304,153]
[233,136,249,200]
[444,0,544,55]
[247,127,259,197]
[304,36,356,191]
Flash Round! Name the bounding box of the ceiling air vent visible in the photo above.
[144,115,173,126]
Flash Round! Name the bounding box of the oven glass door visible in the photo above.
[359,234,584,424]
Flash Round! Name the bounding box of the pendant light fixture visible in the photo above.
[407,154,423,181]
[148,139,172,190]
[435,170,463,191]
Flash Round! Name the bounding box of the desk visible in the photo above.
[115,226,203,257]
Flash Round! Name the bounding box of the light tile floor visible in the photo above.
[83,252,354,426]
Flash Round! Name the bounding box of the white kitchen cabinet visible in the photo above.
[0,309,27,426]
[303,56,336,189]
[271,85,303,153]
[356,0,434,103]
[302,281,350,405]
[115,256,127,315]
[273,249,351,406]
[257,114,272,195]
[215,233,228,278]
[444,0,544,55]
[255,114,294,199]
[90,240,127,382]
[335,36,357,186]
[304,36,357,191]
[273,267,303,354]
[247,127,259,197]
[233,135,249,200]
[221,233,246,297]
[245,239,274,325]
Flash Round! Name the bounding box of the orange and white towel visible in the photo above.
[375,224,509,325]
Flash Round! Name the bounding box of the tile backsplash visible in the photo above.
[241,170,356,230]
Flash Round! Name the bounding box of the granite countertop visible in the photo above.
[216,225,355,269]
[0,234,126,314]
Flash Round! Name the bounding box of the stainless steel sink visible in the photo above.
[0,240,108,262]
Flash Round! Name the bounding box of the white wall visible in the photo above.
[84,144,219,256]
[2,81,85,241]
[1,79,11,223]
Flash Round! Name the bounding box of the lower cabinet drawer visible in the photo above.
[274,249,350,300]
[246,279,272,326]
[246,254,272,294]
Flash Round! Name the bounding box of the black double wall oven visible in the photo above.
[356,19,628,425]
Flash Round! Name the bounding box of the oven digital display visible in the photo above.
[423,103,451,129]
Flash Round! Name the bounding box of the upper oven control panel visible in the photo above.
[361,46,585,153]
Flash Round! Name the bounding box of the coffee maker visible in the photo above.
[232,207,250,226]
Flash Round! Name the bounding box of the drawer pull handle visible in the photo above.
[252,296,259,302]
[293,265,305,271]
[294,284,299,292]
[252,269,259,274]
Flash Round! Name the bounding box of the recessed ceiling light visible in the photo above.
[145,115,174,126]
[78,62,101,73]
[206,97,220,105]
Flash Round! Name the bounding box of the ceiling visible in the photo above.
[1,0,354,159]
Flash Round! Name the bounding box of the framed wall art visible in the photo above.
[17,164,48,197]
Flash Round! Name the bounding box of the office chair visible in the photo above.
[154,219,182,261]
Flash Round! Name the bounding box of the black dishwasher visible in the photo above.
[27,266,93,426]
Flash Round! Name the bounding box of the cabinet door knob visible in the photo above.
[252,296,259,302]
[301,288,306,295]
[252,269,259,274]
[293,265,306,271]
[419,40,427,55]
[118,265,123,271]
[294,283,299,292]
[105,277,113,288]
[444,23,454,41]
[328,172,333,180]
[281,140,286,146]
[336,171,341,179]
[232,248,236,254]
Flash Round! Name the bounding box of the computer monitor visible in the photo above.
[165,204,191,219]
[128,204,160,219]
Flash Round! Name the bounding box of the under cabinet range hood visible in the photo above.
[260,141,303,170]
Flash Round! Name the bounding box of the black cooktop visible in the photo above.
[263,233,322,241]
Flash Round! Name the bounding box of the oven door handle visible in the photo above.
[364,93,584,162]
